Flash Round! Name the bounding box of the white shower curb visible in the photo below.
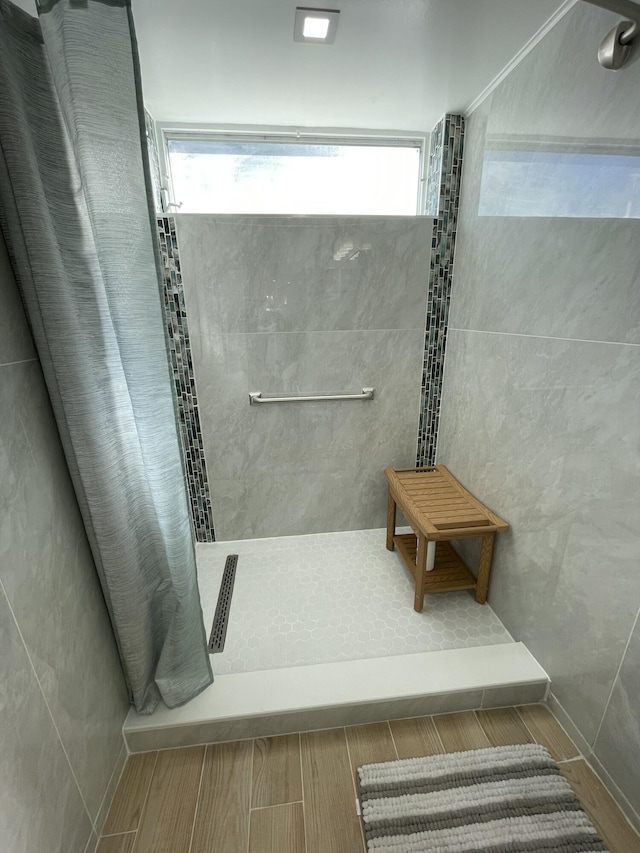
[124,642,548,752]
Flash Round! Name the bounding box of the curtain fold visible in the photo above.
[0,0,213,713]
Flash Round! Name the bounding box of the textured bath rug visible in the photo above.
[356,743,608,852]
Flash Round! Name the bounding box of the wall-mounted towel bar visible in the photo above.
[249,388,374,405]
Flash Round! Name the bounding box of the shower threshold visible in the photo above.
[123,644,549,751]
[124,529,548,751]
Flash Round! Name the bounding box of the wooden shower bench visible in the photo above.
[385,466,509,612]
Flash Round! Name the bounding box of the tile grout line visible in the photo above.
[186,746,207,853]
[342,727,367,853]
[246,745,251,853]
[98,830,137,839]
[298,732,308,853]
[580,754,640,837]
[465,0,578,115]
[250,800,305,812]
[92,743,127,837]
[191,327,426,338]
[514,706,549,754]
[431,716,446,754]
[514,705,585,760]
[124,750,158,852]
[0,356,38,369]
[249,740,256,811]
[591,604,640,753]
[449,327,640,348]
[0,577,94,827]
[387,721,400,760]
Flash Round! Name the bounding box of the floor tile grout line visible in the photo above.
[249,739,256,811]
[514,706,545,752]
[514,705,585,761]
[0,577,94,827]
[434,717,447,755]
[577,753,640,838]
[125,750,159,851]
[246,744,252,853]
[387,721,400,760]
[186,746,207,853]
[98,830,137,839]
[250,800,305,812]
[342,727,367,852]
[298,732,308,853]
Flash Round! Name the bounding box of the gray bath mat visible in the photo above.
[356,743,607,852]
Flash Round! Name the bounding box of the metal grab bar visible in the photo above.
[249,387,374,405]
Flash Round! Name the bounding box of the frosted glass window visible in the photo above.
[479,149,640,218]
[166,139,421,215]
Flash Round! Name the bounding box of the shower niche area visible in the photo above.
[125,116,548,752]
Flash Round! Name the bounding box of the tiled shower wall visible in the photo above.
[176,214,431,540]
[0,232,129,852]
[437,2,640,830]
[152,113,464,542]
[153,116,463,540]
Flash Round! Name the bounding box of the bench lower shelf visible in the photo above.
[393,535,477,595]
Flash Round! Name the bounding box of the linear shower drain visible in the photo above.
[208,554,238,654]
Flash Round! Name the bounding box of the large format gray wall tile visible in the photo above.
[450,214,640,344]
[449,6,640,345]
[438,0,640,826]
[0,585,92,853]
[594,611,640,816]
[0,360,129,819]
[438,331,640,743]
[178,215,430,335]
[450,10,640,343]
[179,215,427,540]
[192,328,423,538]
[0,235,128,842]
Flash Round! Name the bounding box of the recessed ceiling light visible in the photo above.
[303,16,330,39]
[294,7,340,44]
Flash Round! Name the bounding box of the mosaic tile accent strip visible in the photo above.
[157,216,216,542]
[417,114,465,467]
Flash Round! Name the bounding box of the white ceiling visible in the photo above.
[133,0,567,131]
[13,0,568,132]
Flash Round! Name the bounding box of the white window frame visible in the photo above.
[157,123,430,216]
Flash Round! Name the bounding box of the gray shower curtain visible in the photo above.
[0,0,213,712]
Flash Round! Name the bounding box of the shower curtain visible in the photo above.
[0,0,213,712]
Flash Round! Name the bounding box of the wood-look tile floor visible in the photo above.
[97,704,640,853]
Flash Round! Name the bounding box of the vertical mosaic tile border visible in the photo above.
[157,217,216,542]
[417,114,465,467]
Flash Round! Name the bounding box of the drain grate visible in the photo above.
[208,554,238,654]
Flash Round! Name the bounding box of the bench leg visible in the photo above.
[476,532,495,604]
[386,491,396,551]
[414,533,427,612]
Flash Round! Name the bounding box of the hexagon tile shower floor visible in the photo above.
[196,528,513,675]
